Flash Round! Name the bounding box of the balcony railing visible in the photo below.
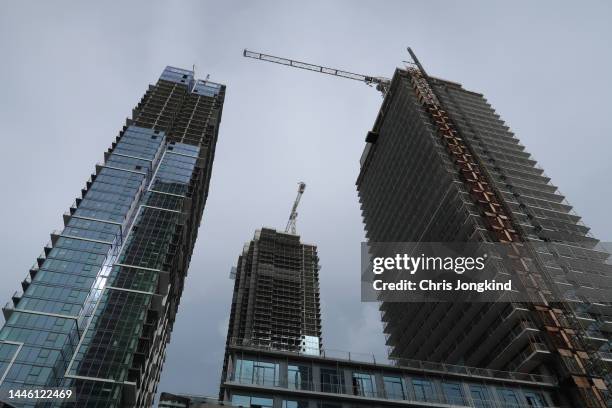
[227,373,565,408]
[227,338,557,385]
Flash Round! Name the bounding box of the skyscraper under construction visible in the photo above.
[219,223,322,400]
[0,66,224,407]
[225,227,322,352]
[356,59,611,407]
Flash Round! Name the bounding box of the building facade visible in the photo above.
[220,228,322,400]
[159,392,224,408]
[221,343,568,407]
[0,66,225,407]
[356,66,611,406]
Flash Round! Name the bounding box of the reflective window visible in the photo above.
[253,361,279,386]
[282,400,308,408]
[470,384,492,408]
[412,378,435,402]
[231,394,273,408]
[442,382,465,405]
[525,391,547,407]
[383,375,405,400]
[234,358,279,386]
[320,367,345,394]
[352,372,377,397]
[498,389,521,407]
[288,364,312,390]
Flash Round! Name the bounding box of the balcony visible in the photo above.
[596,351,612,365]
[583,329,608,348]
[600,318,612,332]
[464,304,530,365]
[573,311,596,323]
[29,263,39,279]
[587,302,612,316]
[507,341,551,372]
[36,249,46,267]
[2,301,14,321]
[21,275,31,292]
[11,291,21,307]
[487,321,540,370]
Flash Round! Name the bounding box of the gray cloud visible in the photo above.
[0,0,611,400]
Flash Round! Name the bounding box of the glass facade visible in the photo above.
[287,364,311,390]
[442,382,465,405]
[352,372,376,397]
[320,368,345,394]
[281,400,307,408]
[470,384,492,408]
[412,378,435,402]
[223,347,560,407]
[232,394,273,408]
[383,375,405,400]
[0,66,225,407]
[234,358,280,387]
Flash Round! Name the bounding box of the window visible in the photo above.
[412,378,435,402]
[231,395,273,408]
[320,368,345,394]
[253,361,279,386]
[383,375,405,400]
[470,385,492,408]
[234,358,279,386]
[442,382,465,405]
[524,391,547,407]
[282,400,308,408]
[288,364,312,390]
[352,372,377,397]
[498,389,521,408]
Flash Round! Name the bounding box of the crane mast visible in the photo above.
[285,182,306,235]
[243,49,390,95]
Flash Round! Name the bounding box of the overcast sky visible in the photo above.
[1,0,611,402]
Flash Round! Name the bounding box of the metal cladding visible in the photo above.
[220,228,322,401]
[357,67,611,407]
[0,66,225,407]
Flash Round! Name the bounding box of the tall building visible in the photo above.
[227,228,322,354]
[220,228,322,401]
[0,66,225,407]
[356,63,611,406]
[214,229,574,408]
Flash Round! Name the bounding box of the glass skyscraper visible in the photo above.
[0,67,225,407]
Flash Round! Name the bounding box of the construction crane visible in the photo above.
[243,49,391,95]
[285,182,306,235]
[248,46,610,406]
